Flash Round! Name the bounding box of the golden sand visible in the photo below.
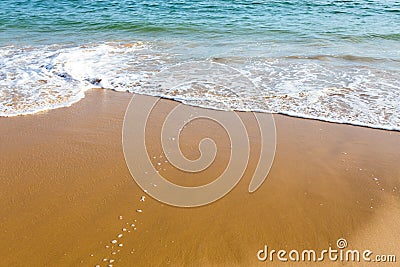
[0,89,399,266]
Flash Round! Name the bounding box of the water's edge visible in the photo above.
[3,88,399,133]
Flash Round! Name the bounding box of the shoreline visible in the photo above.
[1,89,399,266]
[2,89,400,133]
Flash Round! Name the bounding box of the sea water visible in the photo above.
[0,0,399,130]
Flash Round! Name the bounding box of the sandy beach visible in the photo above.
[1,89,399,266]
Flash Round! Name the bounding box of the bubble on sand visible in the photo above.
[136,209,143,213]
[111,240,117,244]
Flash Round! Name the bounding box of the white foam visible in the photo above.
[1,43,399,131]
[0,42,162,117]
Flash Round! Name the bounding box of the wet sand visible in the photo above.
[1,89,399,266]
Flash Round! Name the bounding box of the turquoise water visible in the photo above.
[2,0,400,47]
[0,0,400,129]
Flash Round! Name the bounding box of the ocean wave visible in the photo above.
[0,42,399,131]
